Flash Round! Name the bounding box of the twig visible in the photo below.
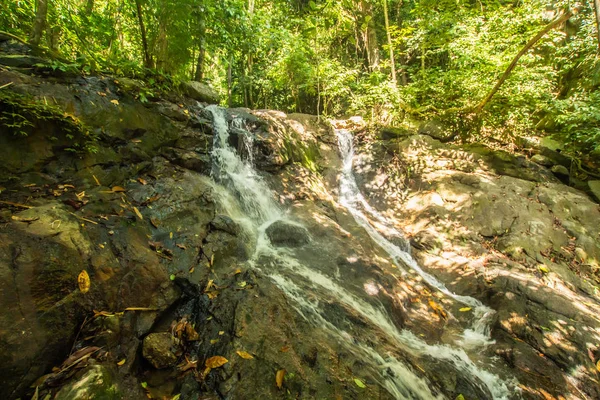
[0,200,33,209]
[0,82,14,90]
[67,211,99,225]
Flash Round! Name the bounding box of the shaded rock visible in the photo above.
[589,180,600,203]
[142,333,178,369]
[182,81,220,104]
[551,164,569,177]
[54,364,122,400]
[161,147,211,174]
[266,220,310,247]
[379,126,411,140]
[211,214,241,236]
[0,54,45,68]
[531,154,554,167]
[155,102,189,122]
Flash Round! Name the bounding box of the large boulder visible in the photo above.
[265,220,310,248]
[142,333,178,369]
[182,81,220,104]
[589,180,600,203]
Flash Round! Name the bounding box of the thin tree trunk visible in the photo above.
[227,55,233,108]
[134,0,153,68]
[594,0,600,51]
[194,4,206,81]
[382,0,396,85]
[360,0,379,71]
[29,0,48,47]
[85,0,94,15]
[474,8,575,113]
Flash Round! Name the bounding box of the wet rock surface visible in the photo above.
[2,41,600,400]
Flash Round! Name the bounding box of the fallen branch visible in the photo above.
[0,82,14,90]
[0,200,33,209]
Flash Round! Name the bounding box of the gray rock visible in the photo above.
[161,147,211,173]
[418,120,453,142]
[142,333,178,369]
[266,220,310,247]
[182,81,220,104]
[551,165,570,177]
[531,154,554,167]
[589,180,600,203]
[155,102,190,122]
[211,214,241,236]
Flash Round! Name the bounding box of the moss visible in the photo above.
[0,90,98,153]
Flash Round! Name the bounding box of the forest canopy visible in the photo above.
[2,0,599,157]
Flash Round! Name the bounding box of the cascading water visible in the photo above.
[336,127,495,347]
[207,105,515,399]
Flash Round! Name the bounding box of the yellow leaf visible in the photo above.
[111,186,126,193]
[205,356,228,369]
[459,307,472,312]
[428,299,447,320]
[596,360,600,372]
[133,207,143,221]
[218,331,224,335]
[538,265,550,274]
[110,99,119,105]
[210,339,219,344]
[117,359,126,366]
[78,270,90,294]
[170,232,173,239]
[276,369,286,389]
[236,350,254,359]
[138,177,147,185]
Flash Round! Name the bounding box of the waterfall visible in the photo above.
[207,106,515,400]
[336,127,495,347]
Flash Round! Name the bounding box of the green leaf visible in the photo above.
[456,395,466,400]
[141,382,148,389]
[354,378,366,388]
[169,274,176,281]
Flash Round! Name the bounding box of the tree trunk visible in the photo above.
[474,8,575,114]
[227,55,233,108]
[134,0,153,69]
[360,0,379,71]
[382,0,396,85]
[594,0,600,50]
[85,0,94,15]
[194,3,206,81]
[29,0,48,47]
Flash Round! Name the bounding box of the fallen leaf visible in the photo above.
[176,243,187,250]
[117,359,126,366]
[597,360,600,372]
[210,339,219,344]
[78,270,90,293]
[138,177,148,185]
[150,218,159,228]
[455,395,465,400]
[276,369,286,389]
[205,280,215,292]
[189,266,195,273]
[110,99,119,105]
[236,350,254,359]
[205,356,228,369]
[97,91,107,97]
[538,265,550,274]
[111,186,126,193]
[459,307,472,312]
[354,378,366,388]
[11,215,39,223]
[234,268,242,274]
[206,291,218,299]
[98,243,105,249]
[280,345,291,352]
[170,231,173,239]
[238,281,247,288]
[140,382,148,389]
[218,331,224,335]
[428,299,447,320]
[133,206,143,220]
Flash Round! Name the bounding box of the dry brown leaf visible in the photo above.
[206,291,219,300]
[236,350,254,359]
[276,369,286,389]
[111,186,126,193]
[97,91,107,96]
[133,206,143,221]
[597,360,600,372]
[205,356,228,369]
[117,359,126,366]
[110,99,119,105]
[280,345,291,353]
[176,244,187,250]
[150,218,159,228]
[78,270,90,294]
[138,177,148,185]
[428,299,447,320]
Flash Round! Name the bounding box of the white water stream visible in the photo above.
[207,106,515,399]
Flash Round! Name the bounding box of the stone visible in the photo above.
[265,220,310,247]
[540,137,564,151]
[0,54,45,68]
[54,364,121,400]
[379,126,411,140]
[161,147,211,174]
[211,214,241,236]
[142,333,178,369]
[418,120,453,142]
[551,165,570,177]
[182,81,220,104]
[531,154,554,167]
[589,180,600,203]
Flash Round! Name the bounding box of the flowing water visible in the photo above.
[206,105,516,399]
